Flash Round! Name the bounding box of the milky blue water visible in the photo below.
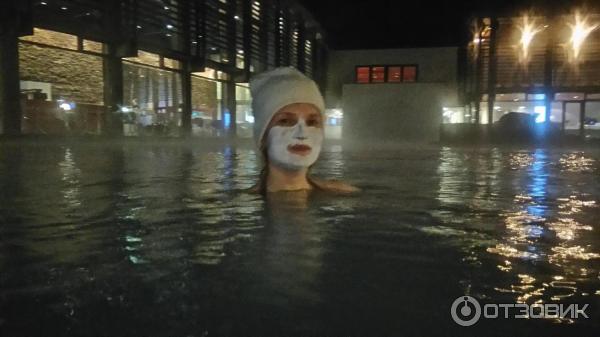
[0,141,598,336]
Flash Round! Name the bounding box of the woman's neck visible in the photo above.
[266,163,311,192]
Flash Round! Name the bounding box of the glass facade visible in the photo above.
[462,13,600,138]
[1,0,327,137]
[18,29,104,135]
[122,61,183,136]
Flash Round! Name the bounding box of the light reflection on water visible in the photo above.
[435,146,599,325]
[0,142,598,335]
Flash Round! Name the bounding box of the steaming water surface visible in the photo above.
[0,142,599,336]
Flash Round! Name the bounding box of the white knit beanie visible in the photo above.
[250,67,325,146]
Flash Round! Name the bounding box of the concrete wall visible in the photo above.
[326,47,458,107]
[342,83,457,143]
[324,47,459,143]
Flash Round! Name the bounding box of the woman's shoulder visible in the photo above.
[244,179,360,194]
[309,177,360,194]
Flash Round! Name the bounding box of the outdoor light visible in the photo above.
[568,12,598,61]
[534,106,546,123]
[518,15,543,62]
[61,6,67,10]
[59,102,72,111]
[166,24,173,29]
[328,109,344,118]
[164,6,169,10]
[40,1,47,5]
[136,25,142,29]
[234,15,241,20]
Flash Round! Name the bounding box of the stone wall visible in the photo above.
[19,42,104,105]
[191,76,218,116]
[342,82,458,143]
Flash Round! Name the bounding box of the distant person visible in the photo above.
[248,67,358,194]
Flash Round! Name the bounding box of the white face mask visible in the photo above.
[266,118,323,171]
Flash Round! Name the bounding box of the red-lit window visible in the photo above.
[356,65,418,84]
[356,67,370,83]
[371,66,385,83]
[387,66,402,82]
[403,66,417,82]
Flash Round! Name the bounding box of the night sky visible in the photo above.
[298,0,593,49]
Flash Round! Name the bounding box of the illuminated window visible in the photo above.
[163,57,181,70]
[387,66,402,82]
[371,66,385,83]
[20,28,78,50]
[403,66,417,82]
[527,93,545,101]
[83,40,104,54]
[355,65,419,84]
[123,50,160,67]
[356,67,370,83]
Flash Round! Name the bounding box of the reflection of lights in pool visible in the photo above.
[559,153,595,172]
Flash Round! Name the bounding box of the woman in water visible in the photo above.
[248,67,358,194]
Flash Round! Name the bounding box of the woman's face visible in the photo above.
[264,103,324,171]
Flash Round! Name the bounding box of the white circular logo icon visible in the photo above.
[451,296,481,326]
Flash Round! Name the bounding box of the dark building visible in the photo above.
[0,0,328,137]
[458,8,600,139]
